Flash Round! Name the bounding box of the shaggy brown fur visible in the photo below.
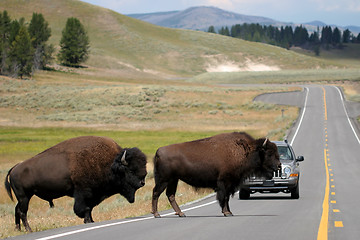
[5,136,147,232]
[152,132,280,218]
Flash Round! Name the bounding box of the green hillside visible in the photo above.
[0,0,342,79]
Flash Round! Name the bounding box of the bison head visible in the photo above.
[111,147,147,203]
[254,138,281,179]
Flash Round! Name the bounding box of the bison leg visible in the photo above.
[152,182,167,218]
[73,195,94,223]
[223,197,233,217]
[15,197,32,232]
[166,179,185,217]
[15,204,21,231]
[216,182,233,217]
[84,207,94,224]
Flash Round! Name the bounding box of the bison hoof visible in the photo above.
[176,212,186,217]
[15,224,21,231]
[223,212,233,217]
[153,213,161,218]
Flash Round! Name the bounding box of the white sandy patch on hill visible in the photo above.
[206,62,242,72]
[206,59,280,72]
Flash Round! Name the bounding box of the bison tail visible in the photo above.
[153,150,160,184]
[4,164,18,202]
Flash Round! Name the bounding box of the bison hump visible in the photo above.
[64,136,121,185]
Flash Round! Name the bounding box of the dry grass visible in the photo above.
[341,81,360,102]
[0,74,299,136]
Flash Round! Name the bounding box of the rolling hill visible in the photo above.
[0,0,339,79]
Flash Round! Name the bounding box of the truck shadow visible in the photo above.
[238,195,294,200]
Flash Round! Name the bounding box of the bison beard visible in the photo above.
[151,132,280,218]
[4,136,147,232]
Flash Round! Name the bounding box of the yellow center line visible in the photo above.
[323,87,328,121]
[317,148,330,240]
[318,87,330,240]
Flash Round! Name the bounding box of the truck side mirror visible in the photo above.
[296,156,304,162]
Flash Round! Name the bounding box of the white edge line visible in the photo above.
[290,87,309,146]
[35,200,218,240]
[335,86,360,145]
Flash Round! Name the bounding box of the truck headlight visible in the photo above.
[284,167,291,174]
[283,167,291,178]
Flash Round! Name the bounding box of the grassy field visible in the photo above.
[0,72,300,133]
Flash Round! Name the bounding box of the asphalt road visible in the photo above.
[10,85,360,240]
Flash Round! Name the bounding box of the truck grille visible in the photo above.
[273,169,282,178]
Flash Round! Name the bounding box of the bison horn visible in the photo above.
[121,150,128,166]
[263,138,268,147]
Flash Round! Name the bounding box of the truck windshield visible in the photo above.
[277,146,293,160]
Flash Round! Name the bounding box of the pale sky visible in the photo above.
[81,0,360,27]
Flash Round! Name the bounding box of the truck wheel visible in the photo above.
[291,184,300,199]
[239,189,250,199]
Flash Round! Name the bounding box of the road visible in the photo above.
[10,85,360,240]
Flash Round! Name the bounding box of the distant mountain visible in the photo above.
[346,25,360,34]
[303,21,360,34]
[304,21,328,27]
[129,6,360,34]
[128,6,282,31]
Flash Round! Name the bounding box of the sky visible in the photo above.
[81,0,360,27]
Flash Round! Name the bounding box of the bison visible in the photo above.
[4,136,147,232]
[151,132,280,218]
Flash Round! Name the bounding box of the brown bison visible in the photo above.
[4,136,147,232]
[151,132,280,217]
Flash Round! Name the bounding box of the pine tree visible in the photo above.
[58,17,90,67]
[28,13,53,70]
[0,10,11,74]
[224,26,230,36]
[10,25,33,78]
[207,25,216,33]
[332,27,341,46]
[342,29,351,43]
[294,25,308,46]
[321,26,332,49]
[284,26,293,47]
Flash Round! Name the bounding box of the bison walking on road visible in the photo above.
[4,136,147,232]
[151,132,280,217]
